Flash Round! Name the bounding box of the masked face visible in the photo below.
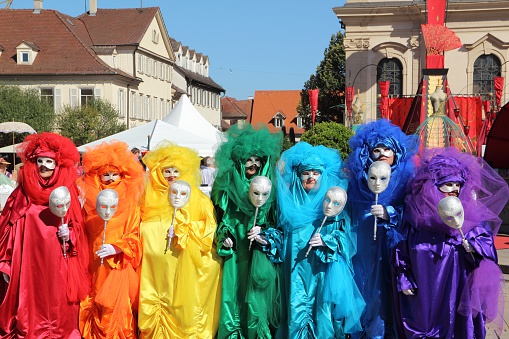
[437,196,464,230]
[367,161,391,194]
[96,189,119,221]
[249,176,272,208]
[49,186,71,218]
[438,182,461,197]
[245,156,262,179]
[100,171,120,185]
[37,156,56,179]
[169,180,191,209]
[300,169,321,191]
[163,167,180,184]
[322,186,347,217]
[371,145,395,165]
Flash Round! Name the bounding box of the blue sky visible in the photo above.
[11,0,345,100]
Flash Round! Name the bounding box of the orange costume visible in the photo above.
[79,141,145,338]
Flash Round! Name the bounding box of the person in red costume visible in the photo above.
[0,132,90,338]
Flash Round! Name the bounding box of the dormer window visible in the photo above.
[295,115,303,128]
[16,41,39,65]
[272,111,286,128]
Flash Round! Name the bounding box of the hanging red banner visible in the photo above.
[346,86,354,118]
[494,76,504,108]
[308,89,319,126]
[378,81,390,119]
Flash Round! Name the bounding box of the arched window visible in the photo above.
[377,58,403,97]
[473,54,501,101]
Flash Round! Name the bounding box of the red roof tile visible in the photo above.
[221,96,249,119]
[251,90,305,134]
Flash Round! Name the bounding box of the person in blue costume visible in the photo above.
[345,119,419,339]
[276,142,365,339]
[212,123,283,339]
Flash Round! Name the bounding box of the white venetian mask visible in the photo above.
[437,196,464,230]
[49,186,71,218]
[37,157,56,170]
[371,146,394,160]
[322,186,347,217]
[163,167,180,179]
[169,180,191,209]
[367,161,391,194]
[438,182,461,195]
[96,189,119,221]
[245,156,262,169]
[100,171,120,184]
[249,176,272,208]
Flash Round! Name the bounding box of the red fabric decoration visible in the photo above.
[421,24,462,55]
[346,86,355,118]
[388,97,413,128]
[451,96,483,150]
[427,0,447,25]
[308,89,319,126]
[378,81,390,119]
[494,76,504,108]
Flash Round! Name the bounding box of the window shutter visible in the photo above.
[70,88,78,107]
[54,88,62,114]
[94,88,102,99]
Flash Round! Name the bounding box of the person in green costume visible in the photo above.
[212,123,283,339]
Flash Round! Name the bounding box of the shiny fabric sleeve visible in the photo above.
[0,219,13,276]
[109,207,143,269]
[315,219,344,263]
[215,212,238,256]
[464,222,497,263]
[392,225,417,292]
[257,227,283,263]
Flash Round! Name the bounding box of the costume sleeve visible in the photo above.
[392,223,417,292]
[215,205,238,256]
[110,207,143,269]
[313,218,344,263]
[257,226,283,263]
[0,218,13,276]
[175,197,216,254]
[379,204,403,229]
[464,222,497,263]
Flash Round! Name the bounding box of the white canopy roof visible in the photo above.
[163,94,224,144]
[0,143,22,154]
[77,119,216,156]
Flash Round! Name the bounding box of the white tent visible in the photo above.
[77,119,216,156]
[163,94,224,144]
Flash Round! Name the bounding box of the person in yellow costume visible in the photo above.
[79,140,145,338]
[138,141,222,338]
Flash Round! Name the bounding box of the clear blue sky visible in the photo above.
[12,0,345,100]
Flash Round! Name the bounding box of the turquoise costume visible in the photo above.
[212,124,283,339]
[276,142,364,338]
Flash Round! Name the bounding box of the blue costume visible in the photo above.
[345,119,418,338]
[277,142,364,338]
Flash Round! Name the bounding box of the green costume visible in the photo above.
[212,124,283,339]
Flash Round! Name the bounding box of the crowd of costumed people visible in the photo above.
[0,119,506,339]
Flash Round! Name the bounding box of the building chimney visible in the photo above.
[89,0,97,16]
[33,0,42,14]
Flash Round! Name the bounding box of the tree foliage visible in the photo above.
[0,85,55,146]
[298,32,346,129]
[56,99,126,146]
[300,122,353,160]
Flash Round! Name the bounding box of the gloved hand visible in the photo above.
[223,237,234,248]
[402,289,415,296]
[96,244,120,259]
[371,205,389,221]
[247,226,262,241]
[308,233,325,248]
[2,273,9,284]
[254,236,268,246]
[57,223,69,242]
[462,239,475,253]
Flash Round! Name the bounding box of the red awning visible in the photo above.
[484,102,509,168]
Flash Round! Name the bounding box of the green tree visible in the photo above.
[300,122,353,160]
[298,32,346,129]
[56,99,126,146]
[0,85,55,146]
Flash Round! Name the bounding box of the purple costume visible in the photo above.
[393,147,508,338]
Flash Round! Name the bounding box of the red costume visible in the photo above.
[0,132,90,338]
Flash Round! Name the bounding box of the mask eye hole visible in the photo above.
[171,190,177,194]
[446,216,453,221]
[181,192,187,196]
[325,198,331,203]
[333,202,340,206]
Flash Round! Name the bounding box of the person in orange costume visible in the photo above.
[79,141,145,339]
[0,132,90,338]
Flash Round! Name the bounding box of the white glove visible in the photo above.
[402,289,415,296]
[308,233,325,248]
[95,244,119,259]
[223,237,234,248]
[247,226,262,241]
[57,223,69,242]
[2,273,9,284]
[254,235,268,246]
[462,239,475,253]
[371,205,389,221]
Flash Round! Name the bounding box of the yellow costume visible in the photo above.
[79,141,145,339]
[138,141,222,338]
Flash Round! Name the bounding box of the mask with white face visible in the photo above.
[169,180,191,209]
[249,176,272,208]
[100,171,120,183]
[437,196,465,230]
[438,182,461,195]
[96,189,119,221]
[37,157,56,170]
[371,146,394,160]
[367,161,391,194]
[300,170,321,181]
[49,186,71,218]
[322,186,347,217]
[245,156,262,170]
[163,167,180,179]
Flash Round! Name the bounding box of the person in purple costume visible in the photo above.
[393,147,508,338]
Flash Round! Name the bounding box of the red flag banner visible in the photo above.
[309,89,319,126]
[494,76,504,108]
[346,86,355,118]
[427,0,447,25]
[378,81,390,119]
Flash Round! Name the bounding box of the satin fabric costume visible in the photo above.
[393,147,508,338]
[345,119,418,339]
[212,124,283,339]
[79,141,145,338]
[0,133,90,338]
[138,142,222,338]
[276,142,364,339]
